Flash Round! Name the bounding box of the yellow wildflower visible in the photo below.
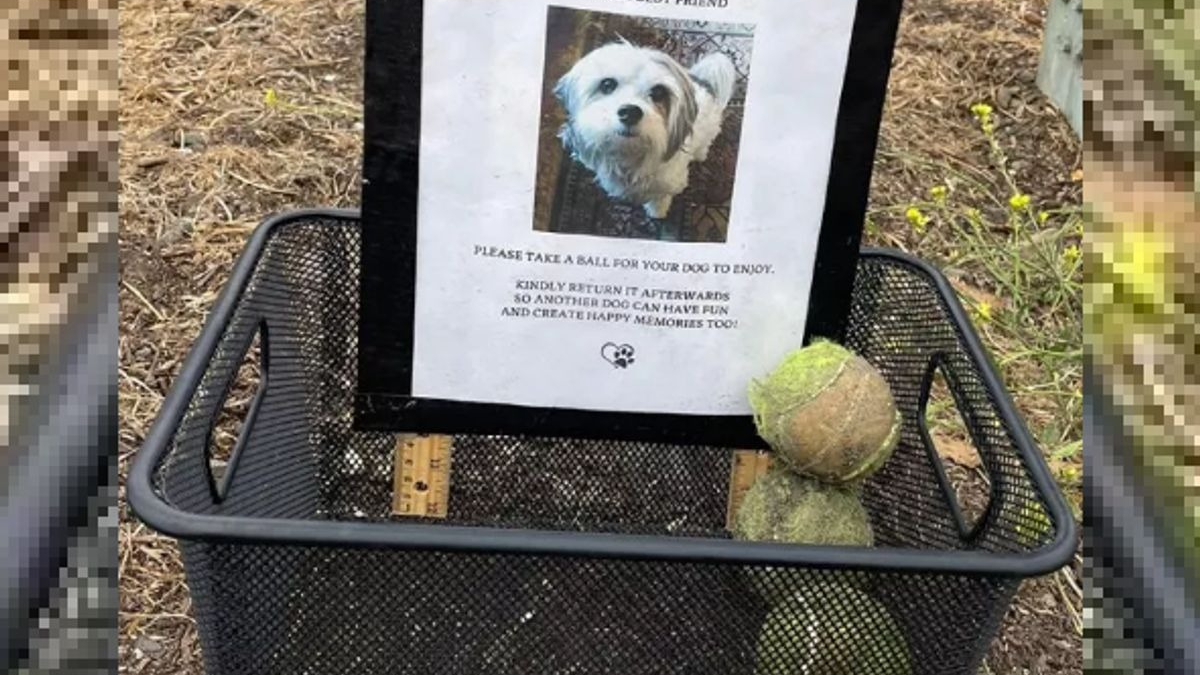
[263,88,279,107]
[905,207,930,233]
[1062,245,1081,266]
[1008,193,1031,211]
[974,301,993,323]
[930,185,949,204]
[971,103,996,135]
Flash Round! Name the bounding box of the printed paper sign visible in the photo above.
[406,1,859,416]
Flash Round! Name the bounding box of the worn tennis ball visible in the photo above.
[755,583,912,675]
[735,469,874,546]
[749,341,902,483]
[734,469,873,604]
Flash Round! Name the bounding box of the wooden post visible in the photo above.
[1037,0,1083,136]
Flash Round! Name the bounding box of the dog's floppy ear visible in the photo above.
[553,69,577,114]
[554,70,580,157]
[653,53,698,160]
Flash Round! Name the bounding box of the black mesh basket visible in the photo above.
[129,209,1076,675]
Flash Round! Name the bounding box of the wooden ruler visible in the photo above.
[726,450,775,530]
[392,434,453,518]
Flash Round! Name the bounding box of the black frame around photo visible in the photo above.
[355,0,906,444]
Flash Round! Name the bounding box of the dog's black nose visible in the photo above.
[617,105,643,126]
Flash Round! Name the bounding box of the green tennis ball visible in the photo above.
[734,469,873,604]
[755,583,912,675]
[735,469,874,546]
[749,341,902,483]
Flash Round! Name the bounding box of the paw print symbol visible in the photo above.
[613,345,636,368]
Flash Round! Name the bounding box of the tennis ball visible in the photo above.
[755,583,912,675]
[749,341,902,483]
[735,469,874,546]
[734,469,873,604]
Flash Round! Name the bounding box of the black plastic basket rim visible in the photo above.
[127,208,1078,578]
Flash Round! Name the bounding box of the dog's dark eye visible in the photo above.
[597,78,618,95]
[649,85,670,104]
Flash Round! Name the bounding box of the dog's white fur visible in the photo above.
[556,41,736,219]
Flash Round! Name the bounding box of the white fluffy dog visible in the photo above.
[555,41,737,220]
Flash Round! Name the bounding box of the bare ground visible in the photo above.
[118,0,1082,672]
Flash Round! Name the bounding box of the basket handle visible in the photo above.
[915,352,997,542]
[200,319,270,503]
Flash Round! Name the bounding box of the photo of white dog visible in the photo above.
[554,41,737,220]
[533,9,753,242]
